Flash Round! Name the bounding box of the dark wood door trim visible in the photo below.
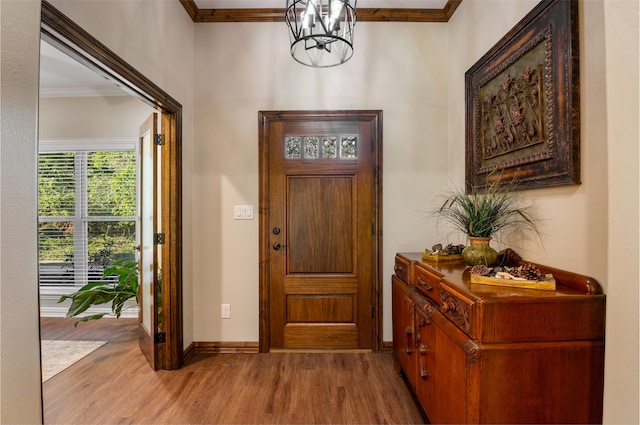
[258,110,383,353]
[41,1,184,370]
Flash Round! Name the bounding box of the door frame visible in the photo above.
[40,1,184,370]
[258,110,383,353]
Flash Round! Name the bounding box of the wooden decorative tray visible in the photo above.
[421,252,463,263]
[470,273,556,291]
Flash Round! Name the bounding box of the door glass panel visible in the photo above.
[140,130,154,334]
[285,136,302,159]
[322,137,338,158]
[303,136,320,158]
[340,136,358,158]
[155,134,163,330]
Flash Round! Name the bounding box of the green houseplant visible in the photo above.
[433,176,539,266]
[58,259,139,326]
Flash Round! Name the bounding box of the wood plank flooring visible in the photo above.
[41,318,426,424]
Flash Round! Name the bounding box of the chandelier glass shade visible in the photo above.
[285,0,357,68]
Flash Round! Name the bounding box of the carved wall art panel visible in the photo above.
[465,0,580,190]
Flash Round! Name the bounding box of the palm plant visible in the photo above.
[58,258,138,326]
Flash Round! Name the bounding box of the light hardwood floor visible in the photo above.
[41,317,426,424]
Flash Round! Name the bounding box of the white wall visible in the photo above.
[39,95,153,140]
[447,0,610,270]
[192,21,450,342]
[0,1,44,422]
[448,1,639,424]
[601,1,639,423]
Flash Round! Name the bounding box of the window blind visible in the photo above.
[38,150,137,289]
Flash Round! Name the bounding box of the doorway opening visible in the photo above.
[39,1,183,370]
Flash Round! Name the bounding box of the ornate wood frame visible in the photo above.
[465,0,580,191]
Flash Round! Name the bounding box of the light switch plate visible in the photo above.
[234,205,254,220]
[221,303,231,319]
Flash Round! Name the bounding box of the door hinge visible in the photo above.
[154,332,166,344]
[154,233,166,245]
[154,133,166,146]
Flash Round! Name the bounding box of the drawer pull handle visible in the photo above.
[417,276,432,291]
[404,326,413,354]
[418,344,430,379]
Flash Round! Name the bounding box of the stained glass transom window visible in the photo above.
[341,136,358,158]
[322,137,338,158]
[285,136,302,158]
[285,135,357,159]
[304,137,320,159]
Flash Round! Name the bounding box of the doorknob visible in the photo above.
[272,227,281,235]
[273,242,281,251]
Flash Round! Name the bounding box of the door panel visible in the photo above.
[260,111,382,351]
[283,324,359,348]
[287,176,353,273]
[287,296,354,322]
[138,113,160,370]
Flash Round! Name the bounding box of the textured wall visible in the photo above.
[0,1,44,422]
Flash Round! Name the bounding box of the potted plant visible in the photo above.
[433,176,539,266]
[58,259,138,326]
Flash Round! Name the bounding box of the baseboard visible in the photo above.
[190,341,393,354]
[183,342,195,363]
[194,341,259,354]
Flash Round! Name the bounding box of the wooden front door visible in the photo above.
[259,110,382,352]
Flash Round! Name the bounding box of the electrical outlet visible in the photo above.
[221,303,231,319]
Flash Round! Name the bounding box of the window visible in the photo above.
[38,140,138,293]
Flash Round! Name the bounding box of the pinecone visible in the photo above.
[444,243,464,255]
[511,264,542,280]
[469,265,491,276]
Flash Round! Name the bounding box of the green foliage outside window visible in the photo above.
[38,151,137,265]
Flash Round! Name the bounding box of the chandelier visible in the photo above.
[285,0,357,68]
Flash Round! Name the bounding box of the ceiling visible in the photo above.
[39,41,127,97]
[183,0,461,22]
[194,0,449,7]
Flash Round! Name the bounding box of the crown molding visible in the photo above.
[179,0,461,22]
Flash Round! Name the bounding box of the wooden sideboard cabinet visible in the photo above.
[392,251,606,424]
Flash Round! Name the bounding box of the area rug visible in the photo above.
[41,340,107,382]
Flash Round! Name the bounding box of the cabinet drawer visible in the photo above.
[394,255,411,283]
[440,283,476,337]
[413,266,440,304]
